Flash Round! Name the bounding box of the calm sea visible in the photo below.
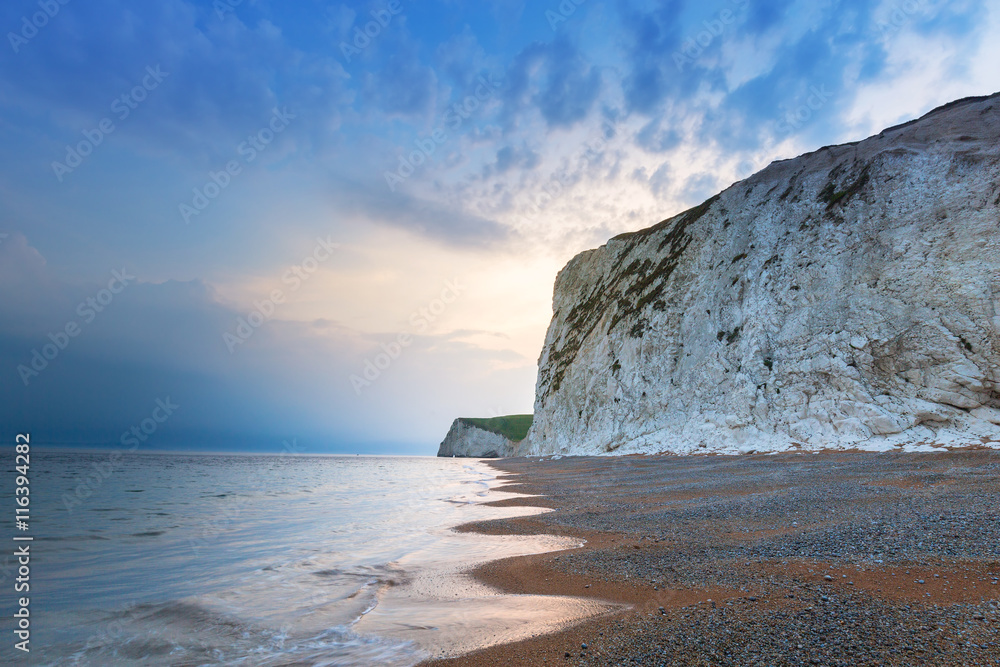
[0,452,603,666]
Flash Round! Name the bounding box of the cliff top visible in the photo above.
[457,415,533,442]
[612,90,1000,244]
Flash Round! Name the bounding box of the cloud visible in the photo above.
[648,163,672,197]
[503,38,603,128]
[0,232,65,330]
[434,26,493,92]
[493,144,541,174]
[3,0,998,455]
[361,45,439,117]
[0,0,351,163]
[329,176,511,247]
[616,0,686,115]
[635,117,682,153]
[0,234,531,451]
[680,171,719,203]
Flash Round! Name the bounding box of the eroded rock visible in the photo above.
[520,93,1000,456]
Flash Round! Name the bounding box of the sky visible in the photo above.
[1,0,998,455]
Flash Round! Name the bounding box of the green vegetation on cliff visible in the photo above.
[458,415,533,442]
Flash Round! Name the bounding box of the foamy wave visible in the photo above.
[36,600,426,667]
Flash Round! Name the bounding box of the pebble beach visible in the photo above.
[425,450,1000,666]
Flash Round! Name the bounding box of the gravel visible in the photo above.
[449,450,1000,666]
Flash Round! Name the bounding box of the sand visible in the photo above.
[421,450,1000,666]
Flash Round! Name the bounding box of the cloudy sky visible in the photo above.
[1,0,998,454]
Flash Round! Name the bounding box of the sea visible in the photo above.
[0,451,608,666]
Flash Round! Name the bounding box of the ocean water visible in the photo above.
[1,452,605,666]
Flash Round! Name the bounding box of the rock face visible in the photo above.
[521,93,1000,456]
[437,419,515,458]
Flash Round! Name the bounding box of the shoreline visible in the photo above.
[351,458,613,662]
[423,451,1000,666]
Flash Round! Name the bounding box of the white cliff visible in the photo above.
[520,93,1000,456]
[437,419,515,458]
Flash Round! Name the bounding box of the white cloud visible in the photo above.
[844,0,1000,138]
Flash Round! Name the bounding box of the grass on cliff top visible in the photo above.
[458,415,533,442]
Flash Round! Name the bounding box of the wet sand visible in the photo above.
[351,478,621,662]
[422,450,1000,666]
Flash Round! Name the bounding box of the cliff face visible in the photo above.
[437,419,515,458]
[521,93,1000,456]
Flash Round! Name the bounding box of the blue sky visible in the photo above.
[1,0,998,454]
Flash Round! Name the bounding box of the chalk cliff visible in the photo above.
[520,93,1000,456]
[437,419,515,458]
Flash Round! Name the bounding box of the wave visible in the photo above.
[36,599,425,667]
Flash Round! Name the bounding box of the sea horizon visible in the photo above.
[23,446,445,457]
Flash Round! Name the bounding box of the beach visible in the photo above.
[14,453,614,666]
[426,451,1000,666]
